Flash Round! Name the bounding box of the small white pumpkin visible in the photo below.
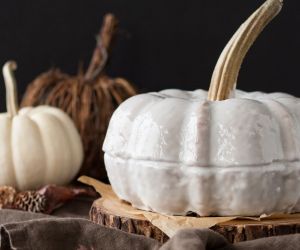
[103,0,294,216]
[0,61,83,190]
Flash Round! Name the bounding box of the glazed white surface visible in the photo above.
[103,89,300,216]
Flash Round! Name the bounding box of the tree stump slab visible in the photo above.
[90,198,300,244]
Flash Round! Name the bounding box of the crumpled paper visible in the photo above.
[79,176,300,237]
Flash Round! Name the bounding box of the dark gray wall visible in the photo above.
[0,0,299,111]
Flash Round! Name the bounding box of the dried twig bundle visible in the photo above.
[21,14,136,180]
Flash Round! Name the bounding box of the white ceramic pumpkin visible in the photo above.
[103,0,295,216]
[0,61,84,190]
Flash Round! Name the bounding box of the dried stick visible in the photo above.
[84,14,118,81]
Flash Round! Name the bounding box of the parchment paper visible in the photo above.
[79,176,300,237]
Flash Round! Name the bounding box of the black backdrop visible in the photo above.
[0,0,299,112]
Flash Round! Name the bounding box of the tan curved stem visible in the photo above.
[3,61,19,116]
[207,0,283,101]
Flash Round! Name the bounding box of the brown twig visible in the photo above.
[85,14,118,81]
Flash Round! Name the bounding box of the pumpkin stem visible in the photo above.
[3,61,19,117]
[207,0,283,101]
[84,13,118,81]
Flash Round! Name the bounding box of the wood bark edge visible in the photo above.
[90,199,300,243]
[207,0,283,101]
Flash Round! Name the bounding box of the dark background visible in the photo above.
[0,0,299,112]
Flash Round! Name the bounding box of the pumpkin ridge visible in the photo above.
[39,107,84,177]
[11,116,46,190]
[26,116,49,186]
[104,152,300,169]
[261,99,300,160]
[8,118,17,188]
[29,112,75,185]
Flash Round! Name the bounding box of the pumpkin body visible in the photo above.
[104,89,300,216]
[0,106,83,190]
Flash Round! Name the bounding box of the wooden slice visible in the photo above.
[90,198,300,244]
[211,218,300,243]
[90,198,169,243]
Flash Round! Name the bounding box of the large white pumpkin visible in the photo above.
[103,0,293,216]
[0,61,83,190]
